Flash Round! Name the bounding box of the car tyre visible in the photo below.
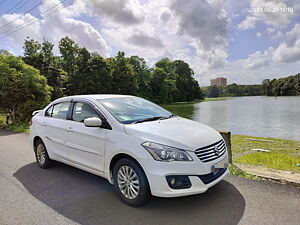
[113,158,151,207]
[34,139,52,169]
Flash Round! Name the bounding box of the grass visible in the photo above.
[228,164,262,180]
[0,113,29,134]
[231,135,300,173]
[236,153,300,173]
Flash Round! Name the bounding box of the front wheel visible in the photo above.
[34,139,52,168]
[113,158,151,206]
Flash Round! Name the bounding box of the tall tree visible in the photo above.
[0,55,52,122]
[23,38,66,99]
[59,36,79,95]
[110,52,137,95]
[129,56,152,99]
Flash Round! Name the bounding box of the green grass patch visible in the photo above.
[236,153,300,173]
[232,134,300,173]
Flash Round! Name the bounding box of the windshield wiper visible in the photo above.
[133,116,166,124]
[133,114,176,124]
[166,114,176,119]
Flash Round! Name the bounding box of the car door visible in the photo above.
[41,102,71,160]
[65,101,107,172]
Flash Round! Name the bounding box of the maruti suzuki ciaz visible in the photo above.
[30,95,228,206]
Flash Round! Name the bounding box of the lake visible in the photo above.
[163,96,300,141]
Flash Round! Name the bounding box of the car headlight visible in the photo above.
[142,142,193,162]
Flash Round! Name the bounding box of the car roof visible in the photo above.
[56,94,134,102]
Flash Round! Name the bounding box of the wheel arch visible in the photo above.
[108,153,148,184]
[33,136,43,148]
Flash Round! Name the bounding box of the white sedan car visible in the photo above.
[30,95,228,206]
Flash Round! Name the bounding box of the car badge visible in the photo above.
[214,145,220,156]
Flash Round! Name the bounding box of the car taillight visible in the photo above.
[29,119,32,126]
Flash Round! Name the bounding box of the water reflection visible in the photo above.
[192,96,300,141]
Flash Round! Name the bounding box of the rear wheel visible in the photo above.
[34,139,52,168]
[113,158,151,207]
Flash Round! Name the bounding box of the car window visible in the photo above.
[52,102,70,119]
[45,105,53,117]
[72,102,99,122]
[98,97,172,124]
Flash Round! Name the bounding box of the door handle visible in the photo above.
[41,122,47,126]
[66,127,73,132]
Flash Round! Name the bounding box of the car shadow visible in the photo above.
[14,162,245,225]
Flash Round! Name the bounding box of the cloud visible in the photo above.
[273,24,300,63]
[238,15,257,30]
[0,0,110,56]
[0,13,42,43]
[238,0,296,30]
[256,32,262,37]
[169,0,229,69]
[87,0,144,26]
[266,27,284,39]
[127,33,164,48]
[170,0,228,50]
[244,47,274,69]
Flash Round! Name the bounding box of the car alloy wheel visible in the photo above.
[36,143,46,165]
[34,139,52,168]
[117,165,140,199]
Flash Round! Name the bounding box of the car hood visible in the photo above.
[124,117,222,151]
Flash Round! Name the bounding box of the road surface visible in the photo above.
[0,129,299,225]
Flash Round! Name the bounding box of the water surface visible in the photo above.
[164,96,300,141]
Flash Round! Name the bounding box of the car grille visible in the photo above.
[195,139,226,163]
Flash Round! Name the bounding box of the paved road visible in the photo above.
[0,129,299,225]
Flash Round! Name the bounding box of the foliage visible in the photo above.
[22,36,204,104]
[23,38,66,99]
[204,83,263,97]
[262,73,300,96]
[0,55,52,123]
[1,36,205,122]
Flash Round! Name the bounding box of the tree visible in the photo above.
[129,56,152,99]
[110,52,137,95]
[59,36,79,95]
[150,68,168,103]
[172,60,203,101]
[0,55,52,122]
[23,38,66,99]
[207,85,219,97]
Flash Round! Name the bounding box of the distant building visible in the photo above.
[210,77,227,87]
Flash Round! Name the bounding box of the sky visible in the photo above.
[0,0,300,86]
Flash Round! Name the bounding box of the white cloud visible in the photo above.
[0,0,110,56]
[238,15,257,30]
[256,31,262,37]
[244,47,274,69]
[238,0,297,30]
[0,13,42,43]
[273,24,300,63]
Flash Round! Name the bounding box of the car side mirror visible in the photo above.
[84,117,102,127]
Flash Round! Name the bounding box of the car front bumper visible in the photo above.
[140,155,229,197]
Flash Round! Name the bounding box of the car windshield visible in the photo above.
[98,97,173,124]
